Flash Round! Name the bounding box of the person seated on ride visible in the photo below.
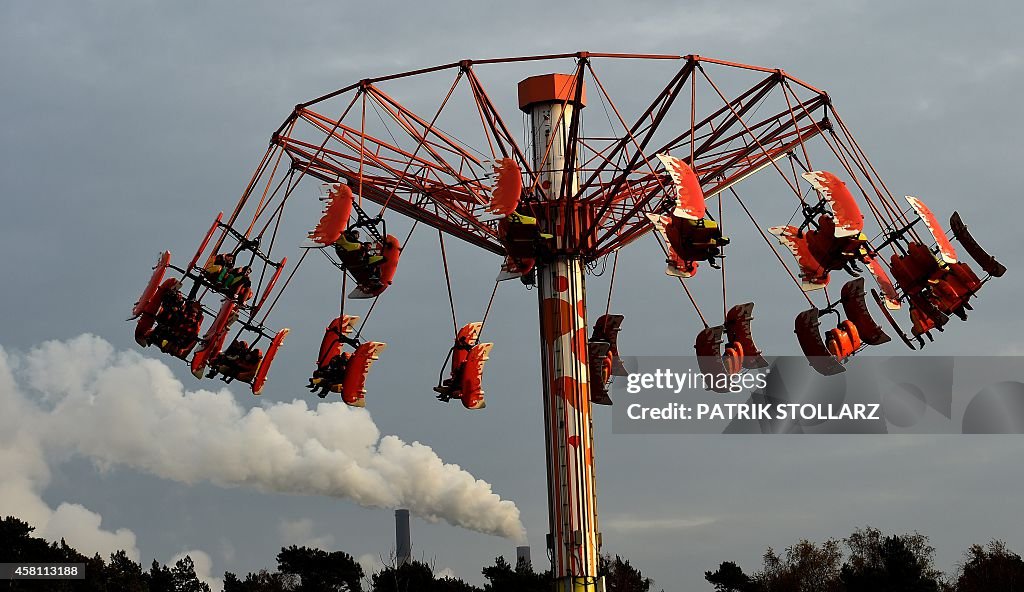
[497,210,553,279]
[333,229,385,272]
[498,211,552,252]
[890,243,970,319]
[203,253,236,285]
[222,265,252,301]
[208,339,263,383]
[308,350,353,398]
[597,349,614,385]
[909,303,938,346]
[663,216,729,268]
[169,300,204,355]
[148,288,187,348]
[807,215,866,274]
[432,331,477,402]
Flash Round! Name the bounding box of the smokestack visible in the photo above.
[516,545,531,568]
[395,509,411,566]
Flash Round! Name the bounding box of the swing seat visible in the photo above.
[459,342,492,410]
[725,302,768,368]
[665,249,698,278]
[805,215,868,272]
[825,320,861,361]
[488,158,523,216]
[840,278,890,346]
[251,329,289,395]
[801,171,865,238]
[722,341,744,375]
[588,340,613,406]
[452,322,483,367]
[349,235,401,299]
[910,303,941,337]
[497,255,535,280]
[906,196,957,264]
[592,314,627,376]
[191,299,239,378]
[794,308,846,376]
[770,225,830,290]
[694,326,733,393]
[135,277,180,346]
[656,153,706,221]
[132,251,172,319]
[950,211,1006,278]
[498,213,550,264]
[317,315,360,369]
[309,184,355,246]
[341,341,387,407]
[647,213,727,279]
[866,255,901,310]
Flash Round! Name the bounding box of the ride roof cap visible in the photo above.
[517,74,586,112]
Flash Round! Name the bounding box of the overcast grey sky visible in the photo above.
[2,1,1024,590]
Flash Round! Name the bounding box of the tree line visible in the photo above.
[0,515,650,591]
[705,526,1024,592]
[3,516,1023,591]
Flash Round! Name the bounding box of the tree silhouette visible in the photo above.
[372,560,437,592]
[21,513,1024,592]
[223,571,245,592]
[755,539,842,592]
[841,528,941,592]
[148,559,175,592]
[106,549,148,592]
[171,555,211,592]
[706,561,757,592]
[600,555,655,592]
[276,545,364,592]
[239,569,290,591]
[0,517,56,563]
[480,555,547,592]
[955,540,1024,592]
[434,575,484,592]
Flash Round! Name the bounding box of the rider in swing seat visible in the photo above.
[501,212,553,247]
[203,253,236,285]
[333,229,385,271]
[498,210,554,282]
[223,265,252,301]
[170,300,204,356]
[433,334,476,402]
[308,350,352,398]
[208,339,262,383]
[308,319,361,398]
[672,217,729,267]
[149,288,187,349]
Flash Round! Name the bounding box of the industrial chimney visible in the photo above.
[395,509,411,566]
[516,545,531,569]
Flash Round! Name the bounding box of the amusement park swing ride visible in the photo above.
[128,52,1005,590]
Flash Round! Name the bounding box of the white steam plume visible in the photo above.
[0,344,140,560]
[0,335,526,543]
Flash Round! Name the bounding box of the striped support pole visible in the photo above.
[520,73,603,592]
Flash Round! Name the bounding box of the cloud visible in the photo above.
[279,518,336,550]
[43,503,140,562]
[1000,343,1024,356]
[436,566,457,579]
[357,553,385,577]
[218,538,236,565]
[0,334,526,543]
[605,514,717,533]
